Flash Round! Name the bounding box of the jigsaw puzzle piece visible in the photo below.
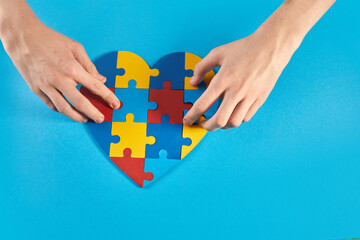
[184,82,219,120]
[146,115,191,159]
[110,148,153,188]
[110,113,155,158]
[150,52,192,90]
[113,80,157,122]
[80,86,116,122]
[115,51,159,89]
[184,52,216,90]
[94,51,124,88]
[181,116,207,159]
[143,150,179,187]
[86,122,120,155]
[148,81,192,124]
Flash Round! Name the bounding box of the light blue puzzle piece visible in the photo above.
[113,80,157,122]
[143,150,180,187]
[184,82,219,120]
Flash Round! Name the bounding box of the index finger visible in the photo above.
[183,76,223,126]
[74,63,120,109]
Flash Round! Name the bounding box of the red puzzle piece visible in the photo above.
[80,86,118,122]
[148,81,192,124]
[110,148,153,187]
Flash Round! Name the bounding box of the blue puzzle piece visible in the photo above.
[143,150,179,187]
[184,82,220,119]
[149,52,193,90]
[86,122,120,155]
[113,80,157,122]
[94,51,125,88]
[146,115,191,159]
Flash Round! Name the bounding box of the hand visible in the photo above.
[183,28,298,131]
[183,0,336,131]
[1,15,120,123]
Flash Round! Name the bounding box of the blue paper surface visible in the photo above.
[0,0,359,239]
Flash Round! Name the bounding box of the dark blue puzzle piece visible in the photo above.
[113,80,157,122]
[94,51,125,88]
[86,122,120,155]
[184,82,220,119]
[149,52,193,90]
[146,115,191,159]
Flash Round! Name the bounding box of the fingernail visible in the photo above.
[189,77,195,84]
[96,116,104,123]
[98,73,106,81]
[111,100,120,109]
[81,118,88,123]
[183,119,191,126]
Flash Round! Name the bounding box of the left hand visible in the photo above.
[183,27,299,131]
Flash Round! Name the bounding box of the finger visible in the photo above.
[243,98,265,123]
[200,92,239,131]
[72,62,120,109]
[72,42,105,82]
[222,98,254,129]
[183,75,224,126]
[34,89,57,111]
[190,49,221,86]
[45,87,88,123]
[59,84,105,123]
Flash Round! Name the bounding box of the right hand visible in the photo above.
[1,16,120,123]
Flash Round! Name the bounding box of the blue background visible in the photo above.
[0,0,359,239]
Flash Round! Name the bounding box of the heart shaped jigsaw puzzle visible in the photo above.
[80,51,219,187]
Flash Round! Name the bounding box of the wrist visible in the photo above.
[0,0,41,42]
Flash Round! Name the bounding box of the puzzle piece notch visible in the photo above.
[184,52,216,90]
[146,115,191,159]
[143,150,180,188]
[115,51,159,89]
[110,113,155,158]
[181,116,207,159]
[110,148,153,188]
[148,81,192,124]
[94,51,125,88]
[184,81,219,120]
[150,52,192,90]
[80,86,118,122]
[113,80,157,122]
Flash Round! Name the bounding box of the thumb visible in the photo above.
[190,49,221,86]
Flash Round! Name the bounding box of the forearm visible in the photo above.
[255,0,336,56]
[0,0,40,41]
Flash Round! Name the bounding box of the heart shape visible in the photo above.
[80,51,219,187]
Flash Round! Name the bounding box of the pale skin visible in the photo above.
[0,0,335,129]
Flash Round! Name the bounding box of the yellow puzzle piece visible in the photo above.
[110,114,155,158]
[181,117,207,159]
[184,52,215,90]
[115,51,159,89]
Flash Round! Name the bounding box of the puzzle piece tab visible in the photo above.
[113,80,157,122]
[86,122,120,155]
[146,115,191,159]
[150,52,193,90]
[110,114,155,158]
[94,51,124,88]
[143,150,179,188]
[184,52,216,90]
[115,51,159,89]
[148,81,192,124]
[181,116,207,159]
[111,148,153,187]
